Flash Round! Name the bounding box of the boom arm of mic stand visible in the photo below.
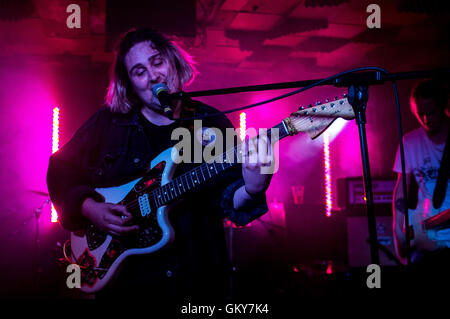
[174,68,450,99]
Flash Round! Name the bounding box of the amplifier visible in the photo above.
[337,177,396,216]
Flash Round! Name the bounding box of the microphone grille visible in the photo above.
[152,83,169,97]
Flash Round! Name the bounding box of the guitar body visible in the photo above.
[69,147,178,293]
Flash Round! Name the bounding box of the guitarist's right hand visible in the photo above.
[81,198,139,236]
[410,213,440,252]
[412,221,439,252]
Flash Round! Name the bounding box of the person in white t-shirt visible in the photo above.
[393,79,450,265]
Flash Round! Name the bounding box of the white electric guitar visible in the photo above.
[408,206,450,251]
[66,96,354,293]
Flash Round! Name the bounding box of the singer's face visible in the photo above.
[125,41,179,111]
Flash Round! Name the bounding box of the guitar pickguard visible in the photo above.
[82,161,168,279]
[76,248,102,286]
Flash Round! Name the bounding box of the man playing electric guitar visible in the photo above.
[47,28,274,301]
[393,79,450,269]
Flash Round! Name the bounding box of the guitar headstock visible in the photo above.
[283,95,355,139]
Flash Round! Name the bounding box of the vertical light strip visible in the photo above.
[238,111,251,227]
[323,131,332,217]
[239,112,246,141]
[51,107,60,223]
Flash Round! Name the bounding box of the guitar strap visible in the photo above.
[407,171,419,210]
[432,126,450,209]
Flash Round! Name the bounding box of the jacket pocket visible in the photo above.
[89,150,124,187]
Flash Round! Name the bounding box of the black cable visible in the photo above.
[391,80,411,266]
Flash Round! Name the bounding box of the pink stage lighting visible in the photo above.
[323,131,332,217]
[51,107,60,223]
[239,112,246,141]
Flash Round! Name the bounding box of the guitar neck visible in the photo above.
[143,96,353,209]
[423,208,450,230]
[408,208,450,240]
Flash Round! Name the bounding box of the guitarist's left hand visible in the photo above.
[241,134,274,196]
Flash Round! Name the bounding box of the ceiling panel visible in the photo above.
[290,1,343,19]
[299,23,364,38]
[296,36,349,52]
[229,12,281,31]
[0,0,447,77]
[315,42,376,67]
[241,0,302,15]
[210,10,238,29]
[221,0,248,11]
[191,45,252,64]
[263,34,306,47]
[206,29,240,48]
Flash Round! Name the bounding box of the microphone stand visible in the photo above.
[178,67,450,267]
[346,84,379,265]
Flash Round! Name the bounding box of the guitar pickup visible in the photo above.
[138,194,151,217]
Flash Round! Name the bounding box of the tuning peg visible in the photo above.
[308,104,312,108]
[298,106,305,110]
[342,93,347,98]
[334,96,338,100]
[326,98,329,103]
[315,101,321,105]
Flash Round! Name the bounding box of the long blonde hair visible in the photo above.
[105,28,197,113]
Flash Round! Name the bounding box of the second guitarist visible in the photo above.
[392,79,450,264]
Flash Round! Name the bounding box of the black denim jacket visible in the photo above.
[47,101,269,295]
[47,101,268,232]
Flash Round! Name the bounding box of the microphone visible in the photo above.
[152,83,174,119]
